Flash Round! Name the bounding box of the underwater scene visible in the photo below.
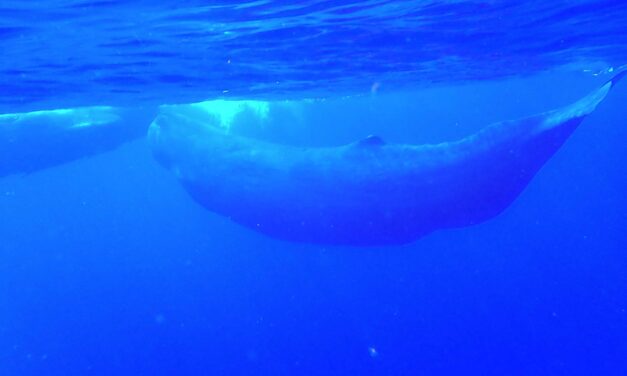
[1,1,627,375]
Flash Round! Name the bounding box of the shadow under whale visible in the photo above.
[149,73,624,246]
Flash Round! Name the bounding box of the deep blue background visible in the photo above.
[0,71,626,375]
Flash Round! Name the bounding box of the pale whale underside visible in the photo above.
[149,73,624,246]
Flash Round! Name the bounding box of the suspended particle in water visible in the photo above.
[370,82,381,94]
[154,314,166,324]
[368,346,378,358]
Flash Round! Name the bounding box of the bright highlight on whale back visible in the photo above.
[149,74,622,246]
[0,106,118,128]
[174,100,271,130]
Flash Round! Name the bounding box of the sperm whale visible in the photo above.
[149,73,624,246]
[0,106,155,177]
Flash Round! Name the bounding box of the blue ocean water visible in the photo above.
[1,1,627,375]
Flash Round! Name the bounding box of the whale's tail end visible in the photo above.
[541,70,624,130]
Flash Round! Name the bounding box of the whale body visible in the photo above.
[0,106,155,177]
[149,74,623,246]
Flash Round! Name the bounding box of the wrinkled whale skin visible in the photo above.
[149,74,623,246]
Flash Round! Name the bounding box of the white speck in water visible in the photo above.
[368,347,378,358]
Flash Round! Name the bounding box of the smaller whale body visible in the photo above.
[0,106,155,177]
[149,73,624,246]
